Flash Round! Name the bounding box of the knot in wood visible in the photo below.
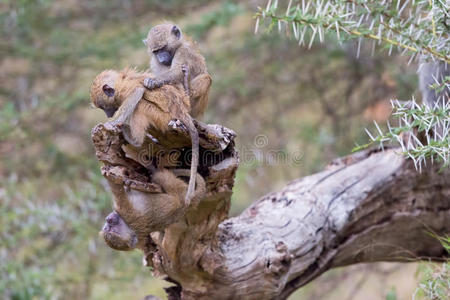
[265,241,292,277]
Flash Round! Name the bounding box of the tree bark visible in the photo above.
[92,121,450,300]
[216,148,449,300]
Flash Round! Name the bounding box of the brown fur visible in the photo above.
[100,169,205,252]
[143,23,212,118]
[90,68,199,204]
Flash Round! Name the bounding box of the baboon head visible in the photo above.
[144,23,183,67]
[100,211,138,251]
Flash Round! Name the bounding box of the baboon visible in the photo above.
[90,68,199,204]
[100,169,205,252]
[143,23,212,118]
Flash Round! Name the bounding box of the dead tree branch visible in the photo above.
[92,120,449,300]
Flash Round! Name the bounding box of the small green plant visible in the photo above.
[255,0,449,63]
[254,0,449,169]
[353,99,449,170]
[386,287,397,300]
[414,236,450,300]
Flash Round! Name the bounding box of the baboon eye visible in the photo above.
[153,46,166,54]
[171,25,181,39]
[102,84,115,97]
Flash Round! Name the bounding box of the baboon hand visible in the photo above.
[181,65,189,75]
[143,77,163,90]
[169,119,187,132]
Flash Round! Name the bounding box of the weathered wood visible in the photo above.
[92,120,449,300]
[91,119,239,297]
[212,148,449,300]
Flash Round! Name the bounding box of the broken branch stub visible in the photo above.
[91,118,239,292]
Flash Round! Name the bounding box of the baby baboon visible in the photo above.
[90,68,199,204]
[143,23,212,118]
[100,169,205,252]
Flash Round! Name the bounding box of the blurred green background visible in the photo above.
[0,0,424,299]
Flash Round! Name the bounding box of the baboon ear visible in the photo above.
[142,38,148,46]
[171,25,181,39]
[102,84,115,97]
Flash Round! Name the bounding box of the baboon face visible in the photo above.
[100,211,138,251]
[90,70,120,117]
[144,24,182,67]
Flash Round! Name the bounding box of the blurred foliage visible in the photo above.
[186,1,244,38]
[0,0,424,299]
[415,262,450,300]
[414,236,450,300]
[386,288,397,300]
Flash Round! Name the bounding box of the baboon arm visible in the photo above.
[152,169,187,196]
[129,105,151,147]
[154,48,192,85]
[110,87,145,126]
